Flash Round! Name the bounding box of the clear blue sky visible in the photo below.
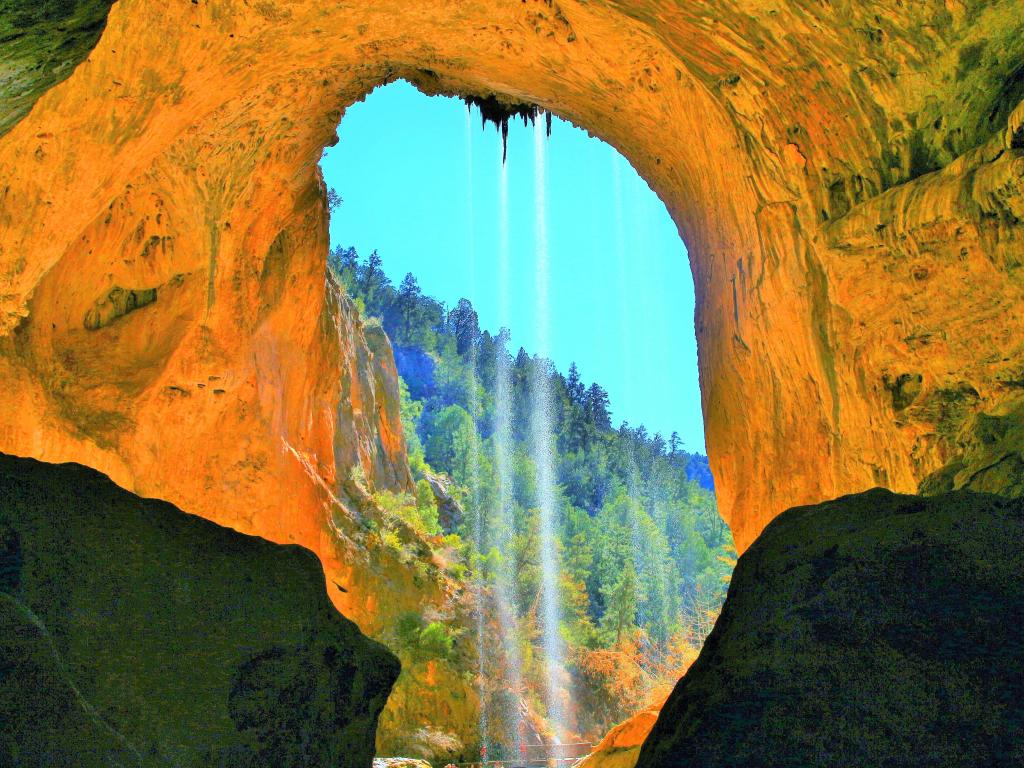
[320,81,705,451]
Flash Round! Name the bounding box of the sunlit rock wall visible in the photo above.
[1,0,1022,568]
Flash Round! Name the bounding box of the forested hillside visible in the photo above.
[329,244,734,748]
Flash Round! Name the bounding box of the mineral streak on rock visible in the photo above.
[0,2,1023,602]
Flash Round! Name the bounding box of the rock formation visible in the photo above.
[0,452,398,767]
[1,0,1023,759]
[636,489,1024,767]
[578,703,663,768]
[2,0,1023,564]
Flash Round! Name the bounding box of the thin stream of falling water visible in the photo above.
[612,153,652,635]
[465,107,489,757]
[492,136,525,754]
[631,179,670,642]
[612,154,632,396]
[531,116,567,741]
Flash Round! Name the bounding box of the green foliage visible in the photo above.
[392,611,458,662]
[424,405,478,486]
[373,488,441,539]
[332,245,735,739]
[419,621,456,658]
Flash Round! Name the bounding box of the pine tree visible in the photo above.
[358,249,391,315]
[585,383,612,430]
[448,298,481,357]
[602,561,639,644]
[327,187,343,212]
[566,363,585,406]
[327,246,359,289]
[396,272,422,340]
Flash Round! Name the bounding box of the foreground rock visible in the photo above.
[637,489,1024,768]
[0,453,399,767]
[579,702,661,768]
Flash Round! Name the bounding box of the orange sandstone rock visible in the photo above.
[579,702,663,768]
[0,0,1022,604]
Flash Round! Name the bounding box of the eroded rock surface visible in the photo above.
[636,489,1024,768]
[1,0,1022,564]
[0,452,399,767]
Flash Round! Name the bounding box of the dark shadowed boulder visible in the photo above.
[637,488,1024,768]
[0,452,399,767]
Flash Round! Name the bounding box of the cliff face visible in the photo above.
[635,489,1024,767]
[0,181,414,632]
[1,0,1022,562]
[0,452,399,767]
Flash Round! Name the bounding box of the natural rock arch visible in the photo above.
[1,0,1023,638]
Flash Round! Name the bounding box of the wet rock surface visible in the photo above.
[0,452,399,767]
[637,489,1024,768]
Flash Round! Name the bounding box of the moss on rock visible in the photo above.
[0,0,116,137]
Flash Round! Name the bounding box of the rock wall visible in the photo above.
[0,452,399,767]
[635,488,1024,767]
[0,0,1022,576]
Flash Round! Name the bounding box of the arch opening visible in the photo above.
[319,79,733,764]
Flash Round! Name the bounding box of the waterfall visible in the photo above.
[492,135,525,755]
[466,106,489,758]
[531,116,567,740]
[611,154,670,657]
[612,153,652,639]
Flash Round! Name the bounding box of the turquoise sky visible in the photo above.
[320,81,705,451]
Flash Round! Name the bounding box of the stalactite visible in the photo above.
[464,95,548,162]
